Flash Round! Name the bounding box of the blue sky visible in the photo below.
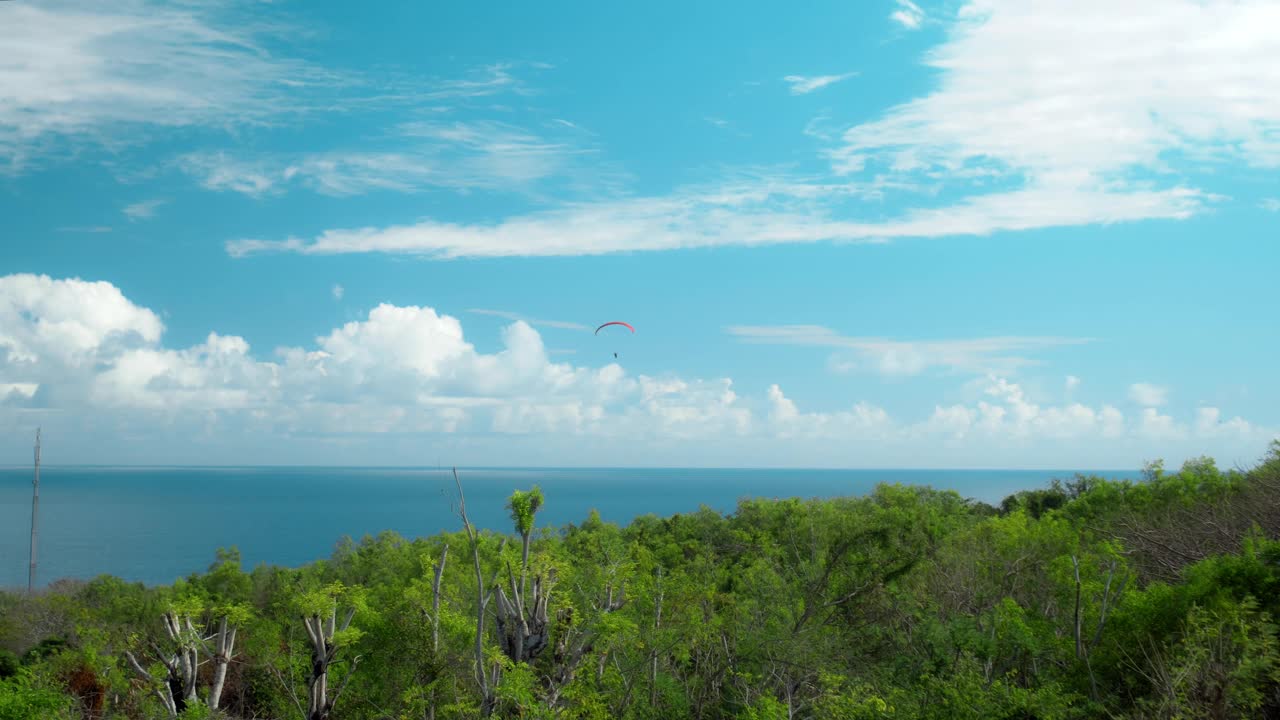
[2,0,1278,468]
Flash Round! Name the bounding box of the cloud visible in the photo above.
[1065,375,1081,391]
[0,0,338,172]
[0,274,163,369]
[890,0,925,29]
[180,120,589,198]
[728,325,1090,376]
[227,174,1205,259]
[415,63,532,102]
[122,199,165,221]
[3,274,1274,468]
[1262,198,1280,212]
[1129,382,1168,407]
[783,73,858,95]
[331,284,344,301]
[1195,406,1253,439]
[55,226,113,234]
[916,376,1131,443]
[827,0,1280,231]
[467,309,588,331]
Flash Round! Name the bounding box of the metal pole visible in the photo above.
[28,427,40,594]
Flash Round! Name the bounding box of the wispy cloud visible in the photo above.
[467,309,589,331]
[122,199,165,221]
[180,120,589,198]
[1262,198,1280,212]
[417,63,532,101]
[55,226,113,234]
[728,325,1092,376]
[890,0,925,29]
[226,176,1201,259]
[331,284,344,301]
[783,72,858,95]
[828,0,1280,232]
[0,0,341,173]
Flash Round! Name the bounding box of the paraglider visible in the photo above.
[595,321,634,359]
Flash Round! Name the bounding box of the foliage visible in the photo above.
[4,444,1280,718]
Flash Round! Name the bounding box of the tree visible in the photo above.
[294,582,366,720]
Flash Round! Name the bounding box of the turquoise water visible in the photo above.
[0,466,1141,588]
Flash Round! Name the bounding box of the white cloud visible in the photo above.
[331,284,344,301]
[180,120,588,197]
[3,274,1274,468]
[1065,375,1081,391]
[0,274,162,368]
[1138,407,1185,441]
[768,384,892,439]
[729,325,1089,376]
[56,226,113,234]
[225,168,1208,259]
[467,309,588,331]
[0,0,337,172]
[123,199,165,221]
[828,0,1280,231]
[783,73,858,95]
[1261,198,1280,212]
[1195,406,1253,439]
[1129,382,1168,407]
[890,0,925,29]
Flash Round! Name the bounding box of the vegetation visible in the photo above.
[3,442,1280,719]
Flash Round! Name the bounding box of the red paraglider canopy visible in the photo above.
[594,321,635,334]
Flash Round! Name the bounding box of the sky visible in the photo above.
[1,0,1278,469]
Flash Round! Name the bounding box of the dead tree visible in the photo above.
[432,545,449,654]
[301,600,361,720]
[452,468,507,717]
[1071,554,1128,700]
[124,610,205,716]
[545,580,627,709]
[650,566,664,707]
[424,544,448,720]
[208,614,239,711]
[493,486,550,664]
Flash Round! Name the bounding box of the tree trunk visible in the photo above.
[208,616,237,710]
[303,607,358,720]
[453,468,505,717]
[650,568,663,707]
[428,544,448,720]
[125,650,178,718]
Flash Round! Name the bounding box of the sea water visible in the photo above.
[0,465,1141,587]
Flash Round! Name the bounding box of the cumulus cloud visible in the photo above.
[1129,382,1168,407]
[2,274,1274,468]
[0,274,162,368]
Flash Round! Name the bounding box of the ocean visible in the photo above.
[0,466,1142,588]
